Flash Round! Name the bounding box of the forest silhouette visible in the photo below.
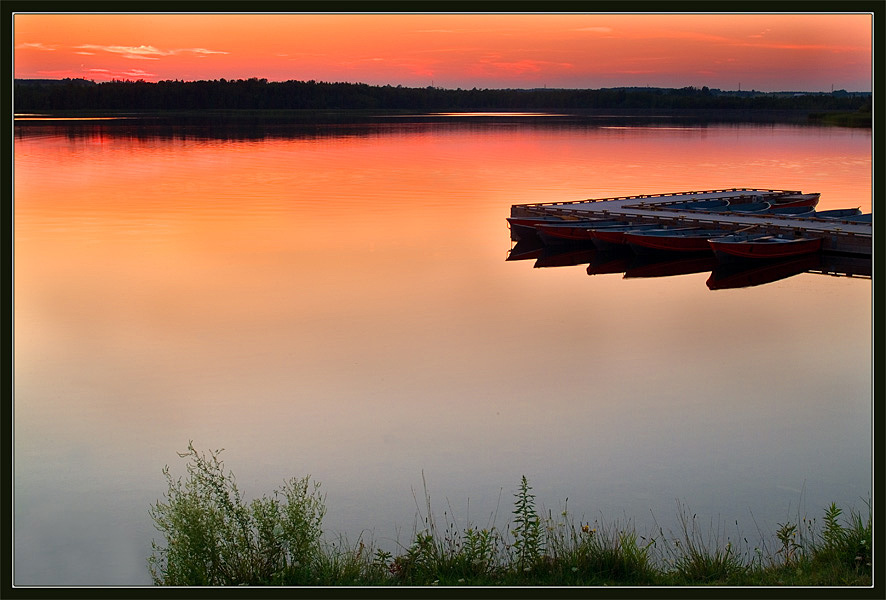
[14,77,872,114]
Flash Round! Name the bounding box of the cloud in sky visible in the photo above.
[72,44,229,60]
[84,67,158,79]
[16,42,56,51]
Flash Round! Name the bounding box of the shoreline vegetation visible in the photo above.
[14,78,871,128]
[148,444,872,587]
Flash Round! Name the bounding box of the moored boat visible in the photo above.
[589,223,668,250]
[842,213,872,223]
[718,201,771,213]
[679,199,730,211]
[507,215,571,241]
[534,219,625,244]
[624,228,732,253]
[770,192,820,208]
[811,208,862,220]
[766,205,816,217]
[708,232,823,260]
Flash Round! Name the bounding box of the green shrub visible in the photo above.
[148,442,325,585]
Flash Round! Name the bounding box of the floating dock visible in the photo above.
[510,188,872,256]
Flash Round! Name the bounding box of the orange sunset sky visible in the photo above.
[13,12,873,92]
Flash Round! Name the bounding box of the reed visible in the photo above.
[148,444,872,587]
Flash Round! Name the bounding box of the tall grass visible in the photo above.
[148,444,872,587]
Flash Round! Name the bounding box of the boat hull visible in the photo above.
[767,206,815,217]
[812,208,862,220]
[770,193,820,208]
[624,229,728,253]
[680,199,730,211]
[708,234,822,259]
[535,220,624,243]
[589,224,664,249]
[718,201,771,213]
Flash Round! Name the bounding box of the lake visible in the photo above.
[13,115,872,586]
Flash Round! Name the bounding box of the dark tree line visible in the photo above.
[14,77,872,113]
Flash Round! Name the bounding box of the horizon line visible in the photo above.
[13,77,872,95]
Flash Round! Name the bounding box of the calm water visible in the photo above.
[13,118,872,585]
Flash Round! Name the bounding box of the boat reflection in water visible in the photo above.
[534,247,598,268]
[623,253,719,279]
[706,254,823,290]
[505,238,546,262]
[508,238,871,290]
[586,249,635,276]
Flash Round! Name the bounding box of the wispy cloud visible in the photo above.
[73,44,228,60]
[187,48,228,56]
[85,67,158,79]
[16,42,56,50]
[75,44,168,59]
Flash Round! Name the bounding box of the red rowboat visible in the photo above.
[534,219,624,243]
[589,224,670,249]
[624,228,730,253]
[769,193,820,209]
[708,232,823,259]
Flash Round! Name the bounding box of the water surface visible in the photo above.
[13,118,872,585]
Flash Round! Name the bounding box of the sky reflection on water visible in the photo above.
[13,120,872,585]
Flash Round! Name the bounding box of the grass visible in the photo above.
[148,443,873,587]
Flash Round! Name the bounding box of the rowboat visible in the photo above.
[679,199,730,211]
[708,232,823,260]
[718,201,771,213]
[766,205,816,217]
[770,193,820,208]
[624,228,731,253]
[589,223,672,250]
[811,208,862,220]
[507,216,571,241]
[507,215,568,228]
[534,219,625,244]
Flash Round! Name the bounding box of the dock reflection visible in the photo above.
[508,239,871,290]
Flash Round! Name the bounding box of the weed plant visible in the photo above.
[148,444,873,587]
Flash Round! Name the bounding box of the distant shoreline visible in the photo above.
[13,107,871,128]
